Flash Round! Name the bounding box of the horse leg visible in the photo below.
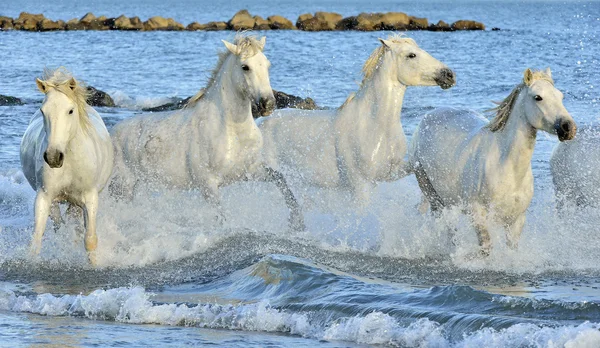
[505,214,525,250]
[82,190,99,266]
[414,163,443,215]
[31,191,51,257]
[49,203,63,232]
[471,204,491,256]
[257,165,305,231]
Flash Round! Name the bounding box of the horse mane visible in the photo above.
[487,70,554,132]
[185,33,264,108]
[40,67,92,131]
[339,33,417,110]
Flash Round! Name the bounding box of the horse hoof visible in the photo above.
[88,252,98,267]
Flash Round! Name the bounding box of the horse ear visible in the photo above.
[258,36,266,51]
[523,68,534,86]
[378,38,392,48]
[544,67,552,78]
[36,78,48,93]
[222,40,239,55]
[66,77,77,90]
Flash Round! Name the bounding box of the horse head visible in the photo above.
[222,36,276,117]
[377,35,455,89]
[36,68,90,168]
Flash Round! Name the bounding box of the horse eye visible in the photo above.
[408,53,417,59]
[534,95,543,101]
[69,109,74,115]
[242,65,250,71]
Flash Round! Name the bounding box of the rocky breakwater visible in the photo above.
[1,11,488,32]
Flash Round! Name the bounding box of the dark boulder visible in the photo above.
[273,90,318,110]
[228,10,255,30]
[297,12,342,31]
[203,21,227,31]
[428,20,452,32]
[0,95,24,106]
[0,16,14,30]
[143,97,191,112]
[86,87,115,107]
[451,20,485,30]
[267,15,295,30]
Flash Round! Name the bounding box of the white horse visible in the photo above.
[110,34,304,230]
[20,68,114,265]
[551,126,600,207]
[408,68,577,255]
[259,35,455,204]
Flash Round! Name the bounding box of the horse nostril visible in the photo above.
[43,152,49,164]
[561,122,571,133]
[446,70,454,79]
[58,152,64,163]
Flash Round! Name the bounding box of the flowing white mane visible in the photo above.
[186,33,264,108]
[339,34,417,110]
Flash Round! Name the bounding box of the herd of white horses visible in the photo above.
[19,33,592,265]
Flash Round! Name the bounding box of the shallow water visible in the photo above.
[1,0,600,347]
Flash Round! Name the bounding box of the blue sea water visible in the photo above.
[1,0,600,346]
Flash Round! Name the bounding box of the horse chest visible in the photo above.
[211,127,261,175]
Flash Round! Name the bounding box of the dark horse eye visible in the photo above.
[408,53,417,59]
[534,95,543,101]
[242,65,250,71]
[68,109,74,114]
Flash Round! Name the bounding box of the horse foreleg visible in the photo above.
[471,204,491,256]
[505,214,525,250]
[31,191,51,257]
[82,190,99,266]
[257,165,305,231]
[414,162,443,215]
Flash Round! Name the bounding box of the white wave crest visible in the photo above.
[2,287,600,347]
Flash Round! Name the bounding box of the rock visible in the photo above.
[428,20,452,32]
[228,10,255,30]
[65,18,87,30]
[380,12,410,30]
[112,15,132,30]
[143,16,168,30]
[492,27,501,31]
[0,16,14,30]
[129,17,144,30]
[0,95,24,106]
[38,18,64,31]
[297,12,342,31]
[86,87,115,107]
[267,15,295,30]
[203,21,227,31]
[142,97,191,112]
[88,18,110,30]
[254,16,271,30]
[13,12,45,31]
[451,20,485,30]
[408,16,428,30]
[335,16,358,30]
[167,18,185,30]
[79,12,96,23]
[186,22,205,31]
[273,90,318,110]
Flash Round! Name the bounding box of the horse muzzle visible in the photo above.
[434,68,456,90]
[43,149,64,168]
[555,118,577,142]
[252,96,276,118]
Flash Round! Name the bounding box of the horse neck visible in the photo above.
[199,54,253,125]
[493,96,537,175]
[343,53,406,126]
